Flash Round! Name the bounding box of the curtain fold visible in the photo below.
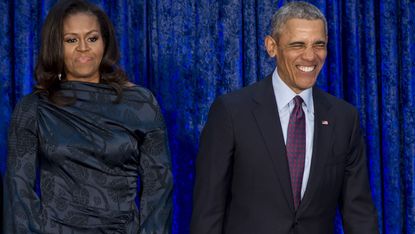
[0,0,12,173]
[0,0,414,233]
[380,1,403,233]
[400,1,415,234]
[361,0,384,232]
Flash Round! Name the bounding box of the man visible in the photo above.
[191,2,379,234]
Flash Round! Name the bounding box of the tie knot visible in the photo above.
[293,95,304,107]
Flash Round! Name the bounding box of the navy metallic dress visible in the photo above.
[4,82,173,234]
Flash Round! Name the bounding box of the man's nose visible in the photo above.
[302,47,316,61]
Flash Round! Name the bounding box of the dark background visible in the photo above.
[0,0,414,233]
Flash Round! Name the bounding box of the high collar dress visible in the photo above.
[4,81,173,234]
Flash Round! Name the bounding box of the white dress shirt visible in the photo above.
[271,67,315,199]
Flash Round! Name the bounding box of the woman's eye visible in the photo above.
[88,36,98,42]
[65,38,77,43]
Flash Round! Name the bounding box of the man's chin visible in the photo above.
[295,77,317,88]
[298,84,317,92]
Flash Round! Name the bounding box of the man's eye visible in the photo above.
[65,38,77,43]
[88,36,98,42]
[290,44,305,49]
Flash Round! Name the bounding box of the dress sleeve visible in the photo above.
[138,92,173,234]
[4,95,43,234]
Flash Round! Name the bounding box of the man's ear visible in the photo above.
[265,35,278,58]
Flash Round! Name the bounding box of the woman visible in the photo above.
[3,0,173,233]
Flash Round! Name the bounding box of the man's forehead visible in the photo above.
[280,19,326,38]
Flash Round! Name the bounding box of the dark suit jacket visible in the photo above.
[191,76,379,234]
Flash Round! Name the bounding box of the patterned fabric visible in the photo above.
[4,82,173,233]
[0,1,414,233]
[286,96,306,210]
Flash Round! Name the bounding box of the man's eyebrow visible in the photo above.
[314,40,327,45]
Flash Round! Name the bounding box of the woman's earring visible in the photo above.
[58,74,62,81]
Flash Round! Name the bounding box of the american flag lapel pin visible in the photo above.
[322,120,329,125]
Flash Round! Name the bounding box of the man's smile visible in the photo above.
[296,65,316,72]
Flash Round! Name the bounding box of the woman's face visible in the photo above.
[63,13,104,83]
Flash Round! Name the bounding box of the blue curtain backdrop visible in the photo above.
[0,0,414,233]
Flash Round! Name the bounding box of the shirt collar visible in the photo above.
[272,67,314,113]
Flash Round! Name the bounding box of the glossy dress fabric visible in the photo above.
[4,82,173,234]
[1,1,415,234]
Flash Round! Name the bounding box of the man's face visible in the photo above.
[266,18,327,93]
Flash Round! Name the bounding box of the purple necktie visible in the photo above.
[286,95,306,210]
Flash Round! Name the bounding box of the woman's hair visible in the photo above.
[35,0,128,104]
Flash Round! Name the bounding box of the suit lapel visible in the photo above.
[299,88,334,212]
[251,76,294,210]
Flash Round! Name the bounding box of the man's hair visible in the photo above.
[35,0,128,104]
[270,1,327,40]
